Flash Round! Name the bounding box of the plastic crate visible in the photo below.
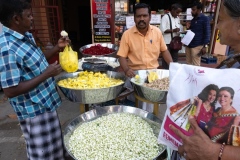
[201,57,217,64]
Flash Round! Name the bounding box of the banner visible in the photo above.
[92,0,112,43]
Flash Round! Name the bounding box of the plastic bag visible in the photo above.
[158,63,240,151]
[59,45,78,72]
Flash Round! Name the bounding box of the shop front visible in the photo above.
[31,0,226,57]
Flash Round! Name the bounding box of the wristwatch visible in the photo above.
[204,44,208,48]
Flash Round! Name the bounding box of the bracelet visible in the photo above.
[218,143,225,160]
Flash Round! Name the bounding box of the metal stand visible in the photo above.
[134,93,165,116]
[79,104,90,113]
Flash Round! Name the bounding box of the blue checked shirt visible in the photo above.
[0,26,61,120]
[188,13,211,48]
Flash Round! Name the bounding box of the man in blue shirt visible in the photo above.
[186,1,211,66]
[0,0,70,159]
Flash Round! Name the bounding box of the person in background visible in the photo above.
[117,3,173,78]
[0,0,70,159]
[170,0,240,159]
[160,3,183,69]
[185,1,211,66]
[117,3,172,112]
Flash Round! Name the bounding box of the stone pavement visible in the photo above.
[0,88,167,160]
[0,90,81,160]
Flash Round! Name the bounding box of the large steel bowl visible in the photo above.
[56,71,126,104]
[63,105,166,160]
[130,69,169,102]
[79,43,118,57]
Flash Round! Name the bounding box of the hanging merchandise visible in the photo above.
[206,1,212,12]
[124,0,128,13]
[115,1,120,13]
[211,0,216,12]
[115,31,119,45]
[120,0,124,13]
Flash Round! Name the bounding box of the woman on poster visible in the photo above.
[169,84,219,131]
[194,84,219,129]
[205,87,240,145]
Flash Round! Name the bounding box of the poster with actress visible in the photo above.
[158,63,240,150]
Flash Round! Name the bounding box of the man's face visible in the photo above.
[134,8,151,30]
[17,9,33,33]
[172,8,182,18]
[191,6,199,17]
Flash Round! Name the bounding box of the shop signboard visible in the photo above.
[91,0,112,43]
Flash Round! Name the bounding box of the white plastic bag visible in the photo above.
[158,63,240,150]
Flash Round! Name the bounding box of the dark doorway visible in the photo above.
[78,6,92,49]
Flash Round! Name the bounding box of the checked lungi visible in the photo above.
[20,110,64,160]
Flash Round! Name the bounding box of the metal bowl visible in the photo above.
[79,43,118,57]
[130,69,169,102]
[56,71,126,104]
[63,105,166,160]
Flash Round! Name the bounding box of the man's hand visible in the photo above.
[173,28,180,32]
[170,116,218,160]
[186,21,191,29]
[44,37,71,60]
[57,37,71,49]
[44,61,63,78]
[201,47,207,55]
[125,68,135,78]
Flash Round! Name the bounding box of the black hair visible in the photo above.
[191,1,203,10]
[0,0,32,27]
[198,84,219,106]
[171,3,183,11]
[223,0,240,18]
[133,3,151,16]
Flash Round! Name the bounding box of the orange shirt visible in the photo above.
[117,25,167,70]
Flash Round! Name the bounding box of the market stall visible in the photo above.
[57,44,169,160]
[57,42,126,113]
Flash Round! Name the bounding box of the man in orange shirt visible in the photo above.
[117,3,173,77]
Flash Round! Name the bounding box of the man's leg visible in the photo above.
[20,111,64,160]
[185,46,192,64]
[191,46,203,66]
